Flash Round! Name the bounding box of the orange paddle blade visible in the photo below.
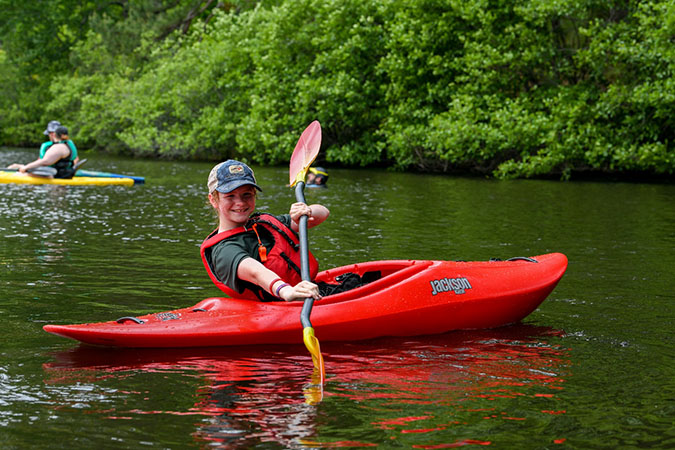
[303,326,325,382]
[303,368,324,405]
[289,121,322,187]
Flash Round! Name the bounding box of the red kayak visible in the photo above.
[43,253,567,348]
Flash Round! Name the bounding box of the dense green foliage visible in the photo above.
[1,0,673,179]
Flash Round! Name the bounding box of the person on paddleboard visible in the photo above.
[201,159,330,302]
[8,120,79,178]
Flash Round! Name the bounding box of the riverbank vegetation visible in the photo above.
[1,0,673,179]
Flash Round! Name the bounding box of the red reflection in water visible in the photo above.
[43,324,570,447]
[414,441,491,449]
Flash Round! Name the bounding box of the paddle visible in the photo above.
[289,120,325,384]
[72,158,88,173]
[4,166,57,177]
[5,158,86,178]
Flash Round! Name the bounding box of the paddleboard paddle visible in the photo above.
[4,166,58,177]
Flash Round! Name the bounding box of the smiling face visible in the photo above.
[209,185,257,230]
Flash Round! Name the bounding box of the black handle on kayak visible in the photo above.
[295,182,314,329]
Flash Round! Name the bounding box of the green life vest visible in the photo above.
[39,140,78,160]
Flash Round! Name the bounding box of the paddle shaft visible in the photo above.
[295,182,315,329]
[4,166,57,176]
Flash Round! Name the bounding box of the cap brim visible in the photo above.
[214,180,262,194]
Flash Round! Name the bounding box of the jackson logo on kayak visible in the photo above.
[155,312,181,321]
[430,277,472,296]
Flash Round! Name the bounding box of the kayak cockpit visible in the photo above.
[191,260,433,310]
[315,260,433,305]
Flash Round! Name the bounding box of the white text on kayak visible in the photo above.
[430,277,472,296]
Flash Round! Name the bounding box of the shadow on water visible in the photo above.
[43,324,569,448]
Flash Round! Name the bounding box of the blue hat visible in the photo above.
[208,160,262,193]
[43,120,61,135]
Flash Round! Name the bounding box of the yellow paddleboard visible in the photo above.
[0,171,135,186]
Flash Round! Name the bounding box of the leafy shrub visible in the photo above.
[1,0,672,179]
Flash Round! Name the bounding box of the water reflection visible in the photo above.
[1,185,74,263]
[43,324,569,448]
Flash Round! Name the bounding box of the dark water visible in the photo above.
[1,148,673,449]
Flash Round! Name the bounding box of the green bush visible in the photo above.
[1,0,672,179]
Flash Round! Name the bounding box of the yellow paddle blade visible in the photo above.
[303,326,325,382]
[289,121,322,187]
[303,368,324,404]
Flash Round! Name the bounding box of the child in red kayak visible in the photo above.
[201,160,330,302]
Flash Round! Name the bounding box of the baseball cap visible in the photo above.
[208,160,262,194]
[43,120,62,135]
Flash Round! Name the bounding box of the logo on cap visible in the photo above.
[229,165,245,175]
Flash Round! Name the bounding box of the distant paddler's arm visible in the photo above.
[237,257,321,302]
[18,146,69,173]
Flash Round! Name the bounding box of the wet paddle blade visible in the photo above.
[289,121,322,187]
[303,326,325,382]
[30,167,58,177]
[303,367,324,405]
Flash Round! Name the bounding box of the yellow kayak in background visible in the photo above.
[0,171,135,186]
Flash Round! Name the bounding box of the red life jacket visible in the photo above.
[200,213,319,301]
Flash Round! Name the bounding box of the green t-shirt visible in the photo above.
[210,213,292,294]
